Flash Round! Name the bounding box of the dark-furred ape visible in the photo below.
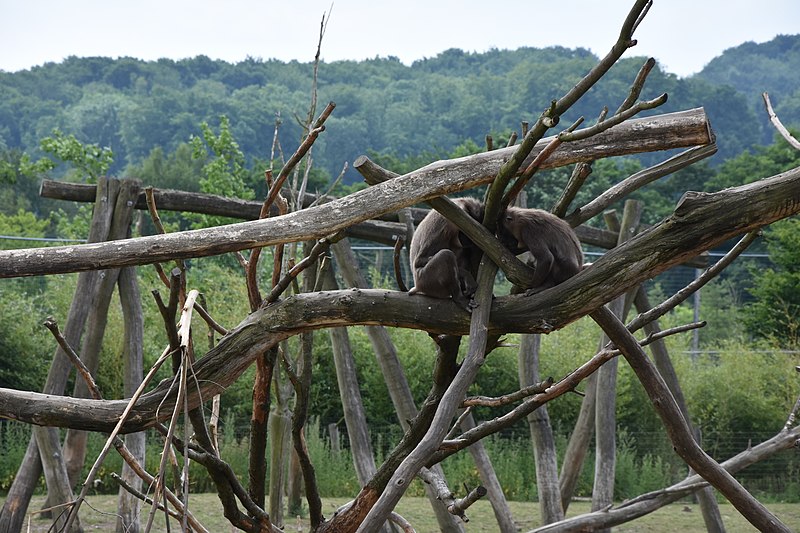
[408,197,485,310]
[498,207,583,292]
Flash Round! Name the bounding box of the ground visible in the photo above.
[7,494,799,532]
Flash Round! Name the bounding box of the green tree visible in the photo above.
[189,116,255,228]
[743,217,800,346]
[22,128,114,183]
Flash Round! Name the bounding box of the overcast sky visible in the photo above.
[1,1,798,77]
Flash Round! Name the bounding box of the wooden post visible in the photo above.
[0,177,115,533]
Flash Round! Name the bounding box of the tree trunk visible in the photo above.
[519,333,564,525]
[592,201,641,528]
[459,412,518,532]
[634,288,726,533]
[0,177,115,533]
[34,426,82,532]
[323,267,395,533]
[63,179,139,487]
[268,408,291,526]
[115,265,145,533]
[287,449,304,518]
[331,239,465,533]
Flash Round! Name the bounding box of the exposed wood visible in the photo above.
[1,166,799,433]
[330,239,465,533]
[592,200,642,527]
[634,288,726,533]
[762,92,800,151]
[40,179,426,236]
[4,108,714,279]
[519,334,563,525]
[590,305,792,532]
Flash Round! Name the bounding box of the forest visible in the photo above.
[0,4,800,532]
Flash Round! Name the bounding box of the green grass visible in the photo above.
[9,494,800,532]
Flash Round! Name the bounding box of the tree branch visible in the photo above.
[0,169,798,433]
[590,305,792,532]
[5,109,712,278]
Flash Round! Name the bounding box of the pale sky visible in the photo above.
[1,1,798,78]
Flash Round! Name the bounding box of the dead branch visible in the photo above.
[42,317,101,400]
[462,379,553,408]
[550,392,800,531]
[565,143,718,227]
[41,178,428,226]
[7,108,713,279]
[418,468,486,522]
[503,92,668,208]
[1,167,799,434]
[264,232,343,304]
[590,305,792,531]
[762,91,800,150]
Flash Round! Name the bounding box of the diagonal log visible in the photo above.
[0,108,712,278]
[0,166,797,433]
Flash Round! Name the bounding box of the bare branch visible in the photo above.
[762,92,800,151]
[42,317,101,400]
[462,379,553,408]
[566,143,718,227]
[590,305,792,532]
[3,109,713,278]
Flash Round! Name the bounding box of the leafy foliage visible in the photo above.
[743,218,800,345]
[23,129,114,183]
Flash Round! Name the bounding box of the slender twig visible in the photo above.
[194,301,228,336]
[554,57,659,217]
[434,319,710,461]
[626,231,760,333]
[502,117,583,206]
[763,92,800,151]
[462,379,553,408]
[264,232,344,304]
[62,346,173,532]
[42,317,101,399]
[264,103,335,211]
[445,407,473,440]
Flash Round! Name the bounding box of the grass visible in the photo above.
[9,494,800,532]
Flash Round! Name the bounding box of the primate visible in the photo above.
[498,207,583,291]
[408,197,485,310]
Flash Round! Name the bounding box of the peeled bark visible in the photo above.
[115,266,145,533]
[0,109,713,279]
[519,334,564,525]
[592,200,642,524]
[0,177,115,533]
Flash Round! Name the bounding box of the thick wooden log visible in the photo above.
[0,166,797,433]
[39,180,428,233]
[4,108,713,279]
